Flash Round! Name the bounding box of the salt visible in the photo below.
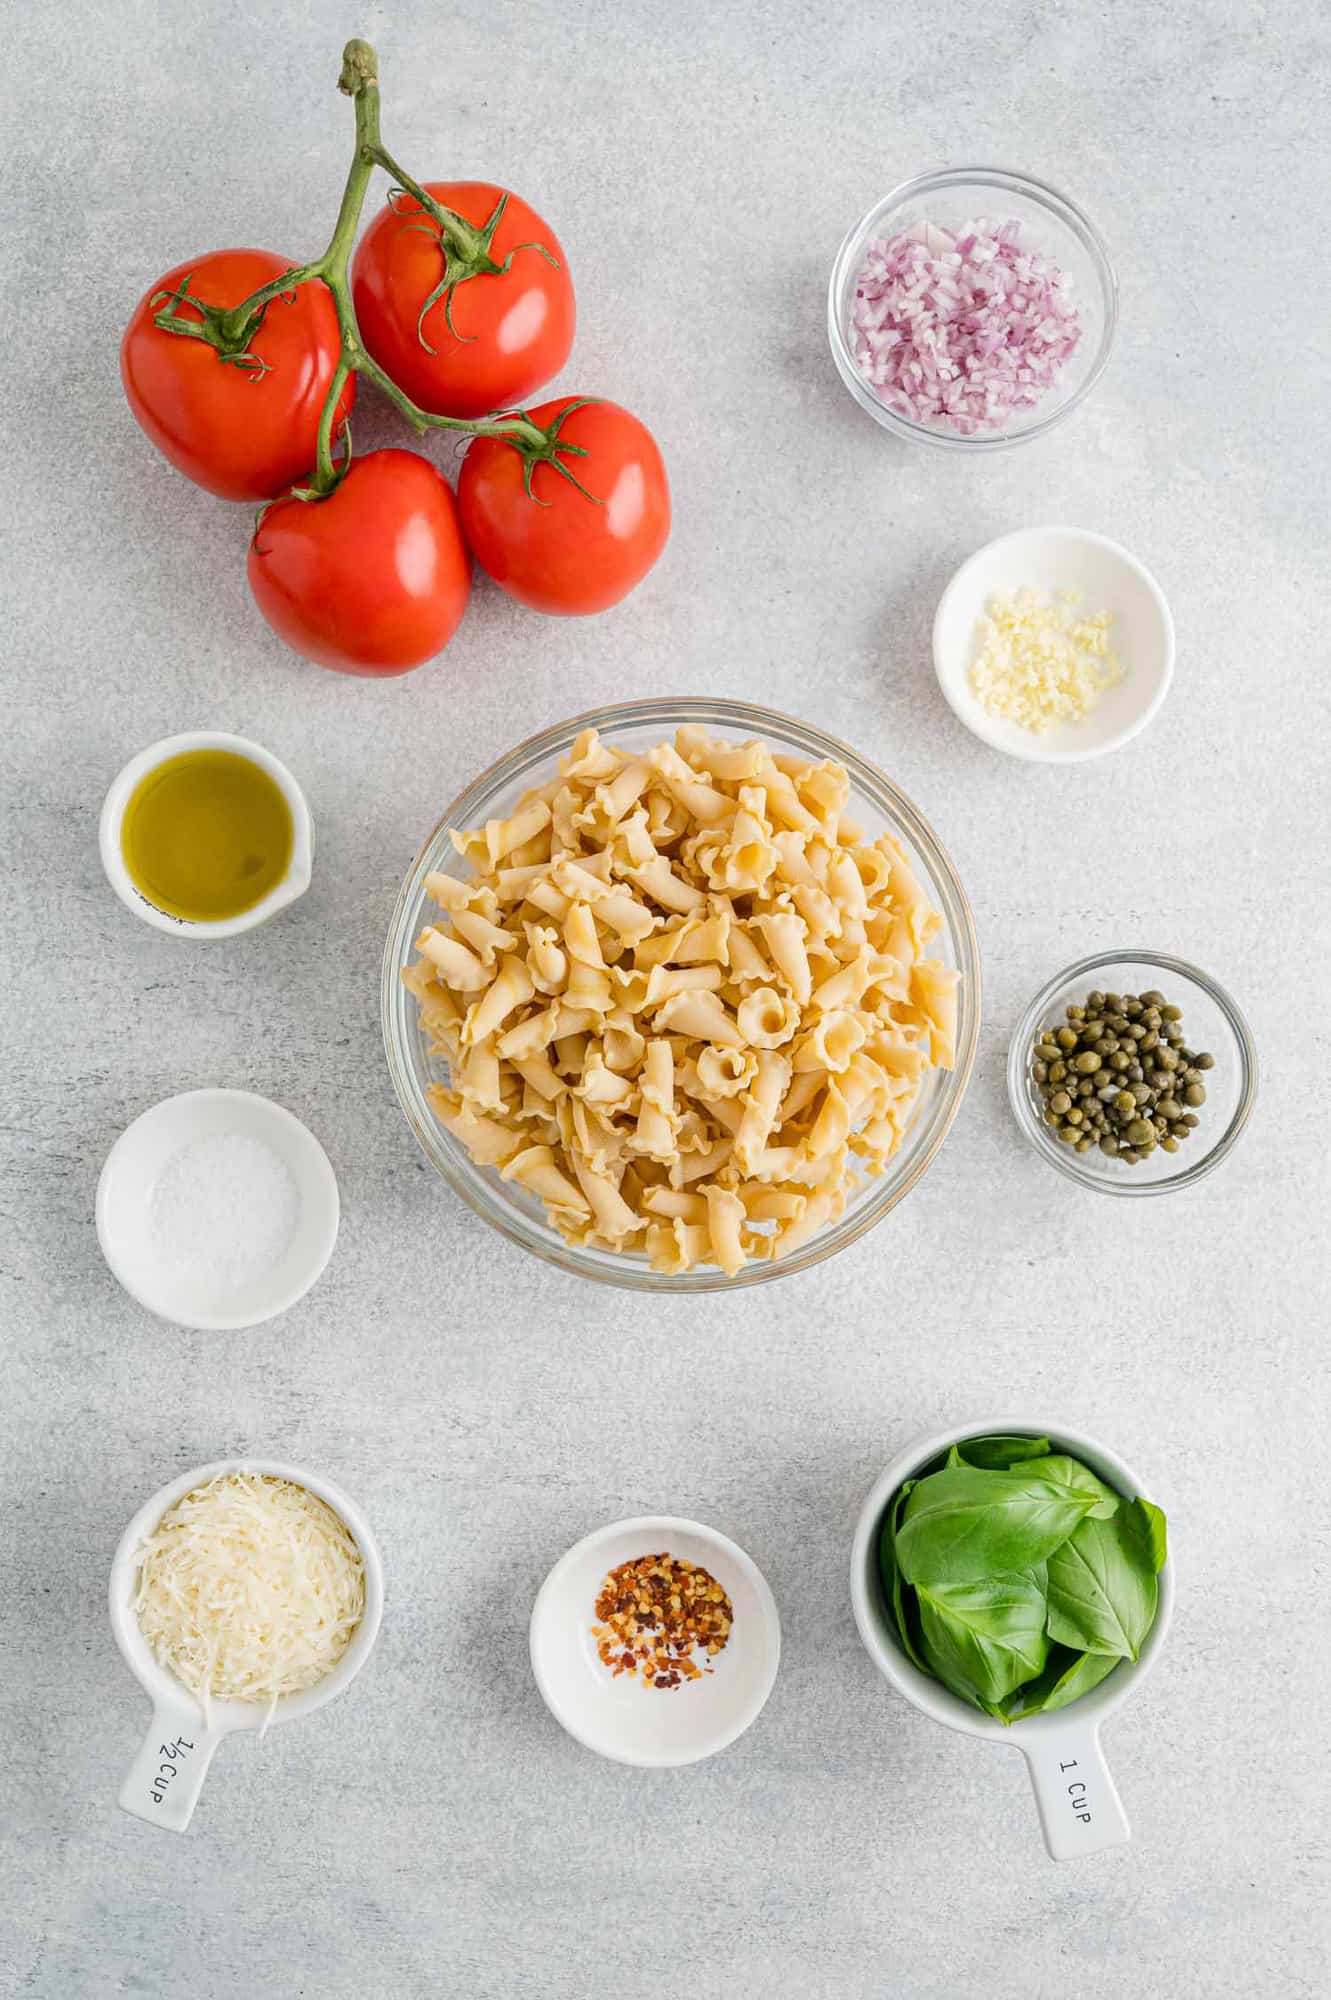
[149,1133,300,1294]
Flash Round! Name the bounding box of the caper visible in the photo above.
[1195,1051,1215,1070]
[1099,1134,1119,1156]
[1162,1003,1182,1021]
[1128,1062,1144,1082]
[1157,1046,1178,1070]
[1110,1051,1130,1071]
[1097,1083,1119,1102]
[1057,1027,1078,1050]
[1050,1090,1071,1115]
[1075,1136,1093,1152]
[1141,989,1164,1006]
[1126,1118,1154,1145]
[1088,991,1106,1010]
[1074,1051,1101,1074]
[1182,1113,1199,1129]
[1119,1147,1140,1163]
[1065,1107,1083,1127]
[1185,1082,1206,1107]
[1161,1136,1179,1153]
[1057,1125,1079,1144]
[1114,1090,1136,1115]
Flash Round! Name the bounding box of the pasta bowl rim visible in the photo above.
[381,696,981,1290]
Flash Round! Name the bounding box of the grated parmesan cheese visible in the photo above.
[134,1473,366,1724]
[968,586,1123,733]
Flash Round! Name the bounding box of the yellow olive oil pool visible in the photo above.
[121,749,294,922]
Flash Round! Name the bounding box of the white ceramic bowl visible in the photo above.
[96,1089,340,1330]
[933,529,1174,762]
[530,1515,781,1767]
[110,1456,384,1831]
[100,730,313,937]
[851,1417,1173,1861]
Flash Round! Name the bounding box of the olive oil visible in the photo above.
[121,749,294,922]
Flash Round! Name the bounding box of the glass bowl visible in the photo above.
[1007,950,1257,1196]
[828,166,1117,452]
[382,697,981,1290]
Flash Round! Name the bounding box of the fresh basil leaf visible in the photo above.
[1046,1511,1160,1660]
[878,1480,929,1675]
[1008,1645,1121,1719]
[1026,1454,1120,1519]
[915,1566,1050,1707]
[896,1464,1099,1588]
[951,1434,1052,1471]
[1131,1497,1168,1573]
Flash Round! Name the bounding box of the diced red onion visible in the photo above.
[849,217,1082,433]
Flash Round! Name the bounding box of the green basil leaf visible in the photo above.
[1131,1497,1168,1572]
[878,1480,929,1674]
[896,1464,1099,1588]
[1008,1645,1121,1719]
[916,1566,1050,1707]
[951,1434,1052,1471]
[1025,1454,1120,1519]
[1046,1511,1160,1660]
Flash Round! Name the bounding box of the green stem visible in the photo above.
[365,143,487,264]
[154,37,585,500]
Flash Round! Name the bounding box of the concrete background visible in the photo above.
[3,0,1328,1993]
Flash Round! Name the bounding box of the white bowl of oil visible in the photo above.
[99,730,312,937]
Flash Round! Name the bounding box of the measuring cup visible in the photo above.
[110,1457,384,1832]
[851,1416,1173,1860]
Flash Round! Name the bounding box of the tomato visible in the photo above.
[121,250,354,503]
[457,399,669,616]
[247,450,471,676]
[351,183,574,419]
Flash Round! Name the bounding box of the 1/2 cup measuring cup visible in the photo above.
[850,1416,1173,1860]
[109,1456,384,1832]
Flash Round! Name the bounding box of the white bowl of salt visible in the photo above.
[97,1089,339,1329]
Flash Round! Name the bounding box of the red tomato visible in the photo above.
[457,398,669,616]
[351,182,574,419]
[247,450,471,676]
[121,249,353,503]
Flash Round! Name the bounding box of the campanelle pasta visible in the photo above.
[402,727,959,1275]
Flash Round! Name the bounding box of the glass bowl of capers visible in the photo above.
[1007,949,1257,1195]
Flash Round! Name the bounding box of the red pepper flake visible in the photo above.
[591,1551,734,1691]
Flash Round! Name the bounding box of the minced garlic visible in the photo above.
[968,586,1122,733]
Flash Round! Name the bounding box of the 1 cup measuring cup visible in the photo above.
[110,1457,384,1832]
[850,1416,1173,1860]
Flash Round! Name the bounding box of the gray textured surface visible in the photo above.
[3,0,1329,1994]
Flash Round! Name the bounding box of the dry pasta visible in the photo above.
[403,727,960,1275]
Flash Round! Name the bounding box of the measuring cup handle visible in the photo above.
[120,1700,222,1833]
[1021,1722,1129,1860]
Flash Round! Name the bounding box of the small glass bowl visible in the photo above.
[828,166,1118,452]
[1007,950,1257,1196]
[382,697,980,1290]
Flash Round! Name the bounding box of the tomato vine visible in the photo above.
[151,38,594,504]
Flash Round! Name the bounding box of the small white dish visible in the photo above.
[530,1515,781,1767]
[100,730,313,937]
[96,1089,339,1330]
[933,528,1174,762]
[110,1456,384,1832]
[851,1416,1173,1861]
